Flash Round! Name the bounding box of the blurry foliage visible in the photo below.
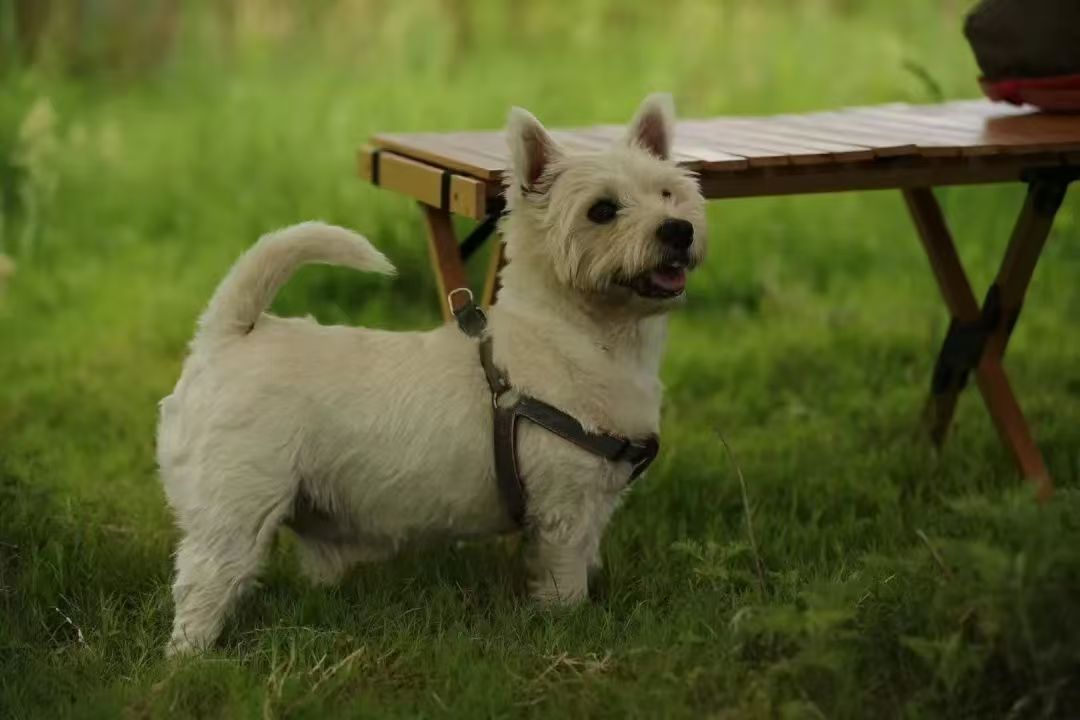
[5,0,180,75]
[0,94,60,257]
[2,0,977,79]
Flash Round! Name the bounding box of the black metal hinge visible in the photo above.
[931,284,1008,396]
[459,200,507,261]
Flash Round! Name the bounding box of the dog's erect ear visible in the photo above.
[507,107,563,192]
[625,93,675,161]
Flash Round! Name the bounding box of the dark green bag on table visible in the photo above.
[964,0,1080,79]
[964,0,1080,109]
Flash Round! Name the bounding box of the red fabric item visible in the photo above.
[980,73,1080,112]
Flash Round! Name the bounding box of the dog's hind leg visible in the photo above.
[166,478,294,656]
[286,484,390,586]
[295,538,390,586]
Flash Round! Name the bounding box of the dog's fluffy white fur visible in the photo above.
[158,94,707,655]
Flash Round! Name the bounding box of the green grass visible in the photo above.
[2,1,1080,717]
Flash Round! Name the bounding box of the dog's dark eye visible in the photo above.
[587,199,619,224]
[661,189,672,199]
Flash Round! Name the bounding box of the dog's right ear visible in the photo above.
[506,107,563,193]
[625,93,675,161]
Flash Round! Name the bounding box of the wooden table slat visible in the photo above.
[697,152,1070,199]
[374,133,504,179]
[727,121,879,158]
[847,108,1015,156]
[850,104,1080,156]
[549,130,618,154]
[569,125,705,165]
[682,119,880,165]
[674,124,796,166]
[834,110,973,156]
[680,123,824,161]
[816,110,963,155]
[760,113,920,157]
[938,99,1033,118]
[435,132,510,158]
[852,105,998,135]
[668,139,750,169]
[856,103,1000,131]
[366,101,1080,197]
[981,115,1080,152]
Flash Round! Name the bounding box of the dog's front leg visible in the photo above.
[526,532,589,606]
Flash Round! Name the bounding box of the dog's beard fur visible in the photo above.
[158,94,708,656]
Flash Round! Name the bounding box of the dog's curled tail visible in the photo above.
[196,221,395,345]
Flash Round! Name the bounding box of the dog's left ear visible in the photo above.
[625,93,675,161]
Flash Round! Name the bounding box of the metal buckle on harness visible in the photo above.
[627,436,660,482]
[446,287,474,316]
[448,287,488,338]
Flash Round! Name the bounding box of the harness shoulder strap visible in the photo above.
[479,337,660,527]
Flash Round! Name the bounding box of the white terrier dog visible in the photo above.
[158,93,707,655]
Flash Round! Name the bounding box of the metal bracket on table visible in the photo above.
[459,199,507,261]
[1020,166,1079,217]
[931,284,1010,397]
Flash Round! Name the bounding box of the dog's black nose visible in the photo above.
[656,218,694,250]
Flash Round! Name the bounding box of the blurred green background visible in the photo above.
[1,1,1079,718]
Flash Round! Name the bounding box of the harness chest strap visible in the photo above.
[478,337,660,527]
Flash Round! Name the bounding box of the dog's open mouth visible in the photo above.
[623,262,688,299]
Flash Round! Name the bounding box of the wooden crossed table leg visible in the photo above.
[421,204,505,320]
[903,172,1074,502]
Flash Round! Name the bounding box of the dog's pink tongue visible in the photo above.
[650,268,687,292]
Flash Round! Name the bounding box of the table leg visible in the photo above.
[903,187,982,446]
[902,180,1068,502]
[982,177,1069,361]
[421,203,470,321]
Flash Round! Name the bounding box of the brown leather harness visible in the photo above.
[452,290,660,527]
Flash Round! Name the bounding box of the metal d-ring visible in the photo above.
[446,287,474,315]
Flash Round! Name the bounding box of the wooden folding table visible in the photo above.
[358,99,1080,500]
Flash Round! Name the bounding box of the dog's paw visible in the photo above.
[164,636,203,659]
[528,581,588,608]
